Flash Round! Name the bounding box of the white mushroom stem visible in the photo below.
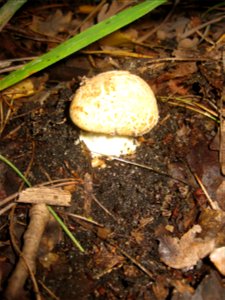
[79,131,139,157]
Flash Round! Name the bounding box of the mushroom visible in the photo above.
[70,70,158,163]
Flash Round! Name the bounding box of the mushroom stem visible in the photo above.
[79,131,139,157]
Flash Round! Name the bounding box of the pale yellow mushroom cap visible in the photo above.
[70,70,158,137]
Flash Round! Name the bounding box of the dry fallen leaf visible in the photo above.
[30,9,73,37]
[177,37,199,49]
[152,277,169,300]
[216,181,225,209]
[172,271,225,300]
[97,1,130,22]
[159,207,225,270]
[167,79,189,95]
[99,29,138,48]
[2,76,47,100]
[170,62,198,78]
[92,244,125,279]
[131,229,145,244]
[158,225,216,269]
[187,142,224,208]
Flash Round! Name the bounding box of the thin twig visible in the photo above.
[83,173,117,221]
[181,14,225,39]
[92,194,117,221]
[68,0,107,37]
[112,243,154,279]
[0,202,15,215]
[137,0,179,43]
[38,280,60,300]
[194,173,220,210]
[102,156,191,186]
[67,212,104,227]
[82,50,215,62]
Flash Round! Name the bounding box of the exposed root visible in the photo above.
[4,203,50,300]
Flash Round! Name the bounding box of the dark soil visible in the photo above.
[1,1,225,299]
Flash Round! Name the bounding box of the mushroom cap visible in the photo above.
[70,70,158,137]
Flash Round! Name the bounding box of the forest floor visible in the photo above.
[1,1,225,299]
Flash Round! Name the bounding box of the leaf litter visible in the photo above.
[1,1,225,299]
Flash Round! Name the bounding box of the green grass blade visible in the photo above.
[0,154,85,252]
[48,206,85,252]
[0,0,27,31]
[0,154,31,187]
[0,0,166,91]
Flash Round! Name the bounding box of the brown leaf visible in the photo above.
[186,271,225,300]
[216,181,225,208]
[167,79,189,95]
[170,62,198,78]
[131,229,145,244]
[158,225,216,269]
[152,277,169,300]
[97,1,129,22]
[92,244,125,279]
[187,142,224,208]
[30,9,73,37]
